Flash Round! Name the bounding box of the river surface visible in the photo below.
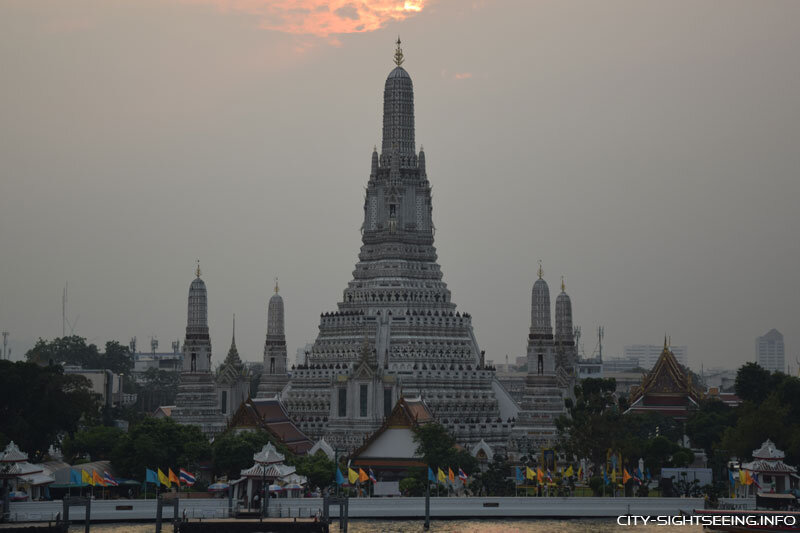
[68,519,703,532]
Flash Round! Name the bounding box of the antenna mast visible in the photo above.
[1,331,8,360]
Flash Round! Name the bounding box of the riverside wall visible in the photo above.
[7,497,754,523]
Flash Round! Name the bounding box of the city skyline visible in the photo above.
[1,0,799,372]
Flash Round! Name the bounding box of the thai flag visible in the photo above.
[458,468,468,482]
[368,468,377,483]
[179,468,196,486]
[546,469,553,482]
[103,471,119,487]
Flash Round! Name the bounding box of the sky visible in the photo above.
[1,0,798,372]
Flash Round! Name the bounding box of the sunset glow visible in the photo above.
[185,0,428,36]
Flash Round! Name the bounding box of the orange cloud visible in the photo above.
[184,0,427,36]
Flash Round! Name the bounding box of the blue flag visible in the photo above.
[335,468,345,486]
[70,469,81,485]
[145,468,158,484]
[515,467,524,483]
[645,468,651,480]
[603,470,610,485]
[428,467,436,483]
[728,470,736,485]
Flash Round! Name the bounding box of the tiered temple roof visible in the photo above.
[625,338,702,420]
[228,397,313,455]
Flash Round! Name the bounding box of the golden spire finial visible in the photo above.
[394,36,404,66]
[196,259,201,278]
[274,277,279,294]
[664,334,668,349]
[561,276,565,292]
[537,260,543,279]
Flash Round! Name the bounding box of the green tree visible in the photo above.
[685,399,737,456]
[0,361,99,459]
[111,417,210,478]
[734,362,773,404]
[290,451,336,490]
[25,336,132,374]
[413,422,478,475]
[62,425,124,462]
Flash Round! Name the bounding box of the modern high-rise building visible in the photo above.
[756,329,785,373]
[624,344,688,370]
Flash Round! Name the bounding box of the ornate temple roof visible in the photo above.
[254,442,284,465]
[752,439,786,460]
[227,397,313,454]
[530,262,552,338]
[626,339,702,417]
[350,397,433,466]
[0,441,29,463]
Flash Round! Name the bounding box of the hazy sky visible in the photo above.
[1,0,798,372]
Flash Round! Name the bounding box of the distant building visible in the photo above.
[577,356,603,379]
[624,344,688,370]
[62,366,120,408]
[756,329,785,372]
[602,356,642,373]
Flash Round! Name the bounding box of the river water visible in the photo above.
[68,519,703,532]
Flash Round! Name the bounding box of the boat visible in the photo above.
[694,492,800,532]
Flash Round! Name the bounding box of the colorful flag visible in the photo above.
[358,468,369,483]
[525,466,534,480]
[146,468,158,485]
[368,468,377,484]
[611,469,616,484]
[158,468,170,488]
[537,467,544,484]
[428,467,436,483]
[103,471,118,487]
[623,468,631,484]
[636,467,643,482]
[82,469,93,486]
[179,469,196,486]
[645,468,651,481]
[335,468,345,486]
[348,468,358,484]
[751,473,761,489]
[546,469,553,483]
[437,468,446,483]
[728,470,736,486]
[515,467,523,483]
[458,468,468,483]
[448,468,455,482]
[565,465,574,477]
[169,469,180,487]
[739,470,746,484]
[92,470,106,487]
[603,470,610,485]
[577,466,583,480]
[70,469,81,486]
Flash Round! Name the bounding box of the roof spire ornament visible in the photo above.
[196,259,201,278]
[561,276,565,292]
[394,36,404,66]
[274,277,279,294]
[537,260,543,279]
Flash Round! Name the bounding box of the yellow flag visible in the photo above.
[348,467,358,484]
[739,470,746,484]
[611,469,616,483]
[526,466,535,480]
[437,468,446,483]
[81,469,93,486]
[577,466,583,479]
[158,468,170,488]
[565,465,574,477]
[358,468,368,483]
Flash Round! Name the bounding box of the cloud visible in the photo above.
[453,72,472,80]
[183,0,427,36]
